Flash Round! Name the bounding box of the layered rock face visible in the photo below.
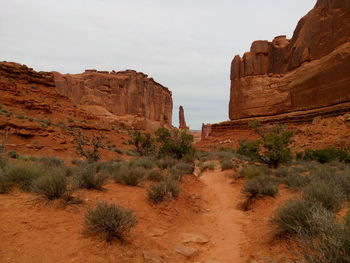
[54,69,173,129]
[179,106,189,130]
[229,0,350,120]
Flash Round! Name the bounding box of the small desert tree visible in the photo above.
[73,130,105,163]
[155,128,195,159]
[129,131,154,156]
[238,121,293,168]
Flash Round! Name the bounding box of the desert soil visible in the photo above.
[0,169,292,263]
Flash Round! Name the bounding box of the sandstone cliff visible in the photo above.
[54,69,172,130]
[229,0,350,120]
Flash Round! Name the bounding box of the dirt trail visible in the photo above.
[191,170,247,263]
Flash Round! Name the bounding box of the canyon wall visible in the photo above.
[229,0,350,120]
[54,70,173,129]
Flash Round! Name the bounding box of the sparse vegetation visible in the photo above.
[84,201,137,241]
[114,166,146,186]
[7,150,19,159]
[147,179,180,204]
[200,161,216,172]
[3,162,44,191]
[31,169,71,200]
[242,175,278,198]
[239,165,269,179]
[74,164,108,190]
[220,159,234,170]
[271,199,334,237]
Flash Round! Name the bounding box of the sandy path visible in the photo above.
[195,170,246,263]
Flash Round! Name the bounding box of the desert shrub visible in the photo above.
[31,169,71,200]
[84,201,137,241]
[195,151,210,162]
[156,157,178,170]
[114,167,146,186]
[333,170,350,200]
[147,179,180,204]
[38,156,63,167]
[272,199,335,237]
[210,150,235,161]
[7,150,19,159]
[296,210,350,263]
[274,166,294,177]
[146,170,163,182]
[74,164,108,190]
[239,165,269,179]
[242,175,278,197]
[303,180,345,212]
[280,174,311,191]
[129,157,155,169]
[171,162,194,175]
[220,159,234,170]
[3,162,44,191]
[0,173,12,193]
[200,161,216,172]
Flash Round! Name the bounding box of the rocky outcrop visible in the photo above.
[54,70,173,129]
[229,0,350,120]
[179,106,189,130]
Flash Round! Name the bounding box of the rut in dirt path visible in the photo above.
[197,170,246,263]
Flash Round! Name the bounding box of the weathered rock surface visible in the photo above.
[229,0,350,120]
[174,245,198,257]
[54,69,173,129]
[179,105,189,130]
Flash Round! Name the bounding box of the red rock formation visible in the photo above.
[229,0,350,120]
[201,123,212,140]
[179,106,189,130]
[54,70,173,129]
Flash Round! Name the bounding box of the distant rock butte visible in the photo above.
[229,0,350,121]
[54,69,172,130]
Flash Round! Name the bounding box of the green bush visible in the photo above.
[7,150,19,159]
[84,201,137,241]
[303,180,345,212]
[114,167,146,186]
[129,131,155,156]
[242,175,278,197]
[31,170,71,200]
[297,147,350,164]
[200,161,216,172]
[156,128,195,160]
[237,122,293,168]
[3,162,44,191]
[271,199,335,237]
[147,179,180,204]
[239,165,269,179]
[237,139,261,161]
[74,164,108,190]
[220,159,234,170]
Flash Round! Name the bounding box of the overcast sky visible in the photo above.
[0,0,316,130]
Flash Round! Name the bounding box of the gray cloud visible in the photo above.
[0,0,316,129]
